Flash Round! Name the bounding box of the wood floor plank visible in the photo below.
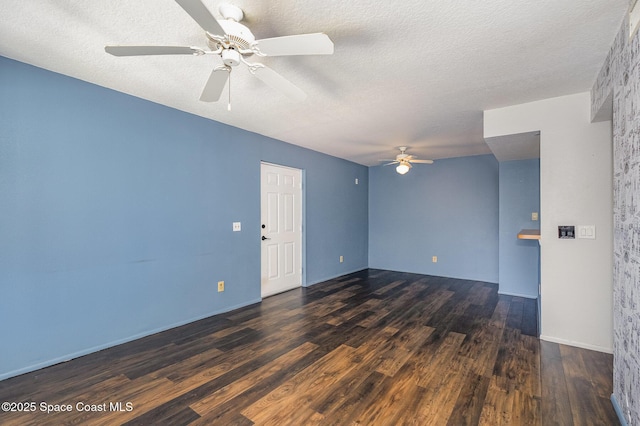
[185,348,327,425]
[0,269,617,426]
[510,389,542,426]
[241,344,357,424]
[493,328,526,392]
[580,346,615,399]
[373,279,407,295]
[540,340,574,426]
[188,411,254,426]
[478,377,514,426]
[316,371,390,425]
[375,324,435,377]
[469,283,493,306]
[66,376,197,425]
[309,326,402,415]
[521,297,539,336]
[325,297,382,326]
[318,277,362,292]
[505,297,524,330]
[461,324,502,378]
[519,334,541,396]
[146,346,225,383]
[559,344,620,426]
[414,331,466,388]
[165,339,272,386]
[411,355,472,425]
[446,372,491,426]
[123,336,317,424]
[189,341,318,416]
[356,306,390,328]
[352,376,421,425]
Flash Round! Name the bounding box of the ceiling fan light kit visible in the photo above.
[221,48,240,66]
[104,0,334,107]
[396,161,411,175]
[379,147,434,174]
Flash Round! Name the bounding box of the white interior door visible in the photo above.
[260,162,302,298]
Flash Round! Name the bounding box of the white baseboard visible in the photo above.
[0,298,262,381]
[540,334,613,354]
[498,290,538,299]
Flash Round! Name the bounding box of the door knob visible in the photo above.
[261,236,270,241]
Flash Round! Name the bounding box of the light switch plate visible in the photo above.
[232,222,241,232]
[577,225,596,239]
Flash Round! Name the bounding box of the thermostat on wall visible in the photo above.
[558,225,575,239]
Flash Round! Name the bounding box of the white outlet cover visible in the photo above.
[577,225,596,239]
[233,222,241,232]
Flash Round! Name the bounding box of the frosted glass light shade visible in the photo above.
[396,162,410,174]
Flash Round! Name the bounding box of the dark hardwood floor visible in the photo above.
[0,269,618,425]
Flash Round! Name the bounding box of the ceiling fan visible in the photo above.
[104,0,334,108]
[380,147,434,174]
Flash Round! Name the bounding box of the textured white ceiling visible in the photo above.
[0,0,628,165]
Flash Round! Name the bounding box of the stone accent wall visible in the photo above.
[591,16,640,425]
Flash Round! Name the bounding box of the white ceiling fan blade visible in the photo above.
[175,0,226,35]
[382,161,399,166]
[200,68,229,102]
[251,65,307,101]
[105,46,201,56]
[255,33,334,56]
[411,159,434,164]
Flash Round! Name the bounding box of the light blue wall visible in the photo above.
[368,155,499,283]
[0,56,368,379]
[498,159,540,298]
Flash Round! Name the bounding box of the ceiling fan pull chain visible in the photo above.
[227,69,232,111]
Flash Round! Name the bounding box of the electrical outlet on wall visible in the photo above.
[218,281,224,292]
[339,255,344,263]
[432,256,438,263]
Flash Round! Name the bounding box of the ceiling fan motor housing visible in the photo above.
[217,20,255,50]
[397,146,409,161]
